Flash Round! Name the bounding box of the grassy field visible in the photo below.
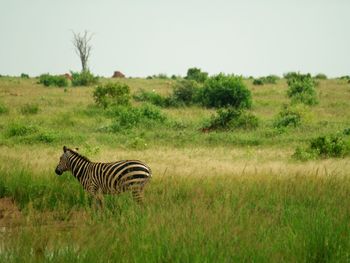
[0,76,350,262]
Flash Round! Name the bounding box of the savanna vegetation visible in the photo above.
[0,73,350,262]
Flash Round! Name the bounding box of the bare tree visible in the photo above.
[72,31,93,72]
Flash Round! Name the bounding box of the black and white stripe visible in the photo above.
[55,146,152,204]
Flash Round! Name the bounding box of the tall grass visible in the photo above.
[1,166,350,262]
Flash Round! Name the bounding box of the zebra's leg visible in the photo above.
[131,186,145,204]
[88,185,103,210]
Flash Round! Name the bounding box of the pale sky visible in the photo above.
[0,0,349,77]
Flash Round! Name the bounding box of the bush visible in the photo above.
[198,74,252,109]
[39,74,68,87]
[152,73,168,79]
[253,78,264,85]
[293,134,350,160]
[0,102,9,114]
[344,128,350,135]
[20,73,29,79]
[93,82,131,108]
[71,71,98,86]
[171,80,200,106]
[203,108,258,131]
[20,104,39,115]
[253,75,279,85]
[133,89,166,107]
[287,73,318,105]
[273,104,304,128]
[185,68,208,83]
[109,104,167,132]
[314,73,327,80]
[283,72,299,80]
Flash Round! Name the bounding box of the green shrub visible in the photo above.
[310,134,349,158]
[171,80,200,106]
[344,128,350,135]
[71,70,98,86]
[283,72,299,80]
[133,89,166,107]
[339,75,350,80]
[20,73,29,79]
[39,74,68,87]
[20,104,39,115]
[198,74,252,109]
[93,82,131,108]
[273,104,303,128]
[185,67,208,83]
[109,104,166,132]
[287,73,318,105]
[253,78,264,85]
[293,134,350,160]
[152,73,168,79]
[203,108,258,131]
[253,75,279,85]
[0,102,9,114]
[314,73,327,80]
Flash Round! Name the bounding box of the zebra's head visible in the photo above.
[55,146,71,176]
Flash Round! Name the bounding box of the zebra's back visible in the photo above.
[91,160,152,194]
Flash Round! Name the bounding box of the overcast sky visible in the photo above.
[0,0,349,77]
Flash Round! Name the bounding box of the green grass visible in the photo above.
[0,77,350,262]
[1,166,350,262]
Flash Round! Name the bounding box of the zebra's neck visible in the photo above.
[68,153,91,182]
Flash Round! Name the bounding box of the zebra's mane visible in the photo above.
[67,148,91,162]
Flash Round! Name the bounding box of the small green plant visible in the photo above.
[71,70,98,86]
[203,108,258,131]
[39,74,68,87]
[20,73,29,79]
[253,75,279,85]
[109,104,166,132]
[20,104,39,115]
[198,74,252,109]
[93,82,131,108]
[344,128,350,135]
[0,102,9,114]
[293,134,350,160]
[253,78,264,85]
[287,73,318,105]
[185,67,208,83]
[273,104,305,128]
[133,89,166,107]
[171,80,200,106]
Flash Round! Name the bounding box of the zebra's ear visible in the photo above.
[63,146,67,152]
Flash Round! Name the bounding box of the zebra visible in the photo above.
[55,146,152,206]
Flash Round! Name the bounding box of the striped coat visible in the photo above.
[55,146,152,204]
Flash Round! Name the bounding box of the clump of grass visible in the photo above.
[20,103,39,115]
[0,102,9,114]
[6,122,38,137]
